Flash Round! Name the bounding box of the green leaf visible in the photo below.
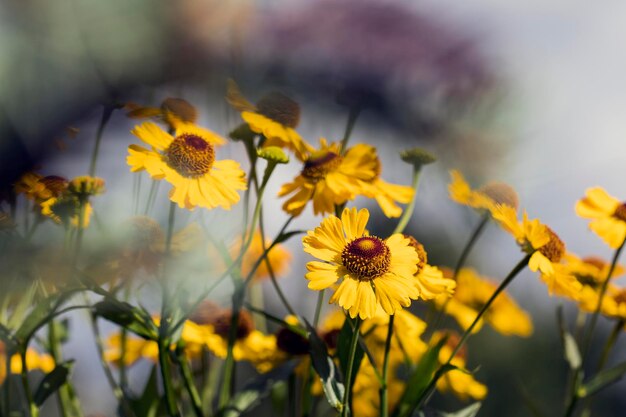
[578,360,626,398]
[6,282,38,330]
[557,306,581,370]
[217,361,296,417]
[14,291,74,344]
[393,337,448,417]
[93,298,158,340]
[337,317,364,396]
[273,230,305,245]
[127,365,162,417]
[305,320,345,411]
[34,360,74,406]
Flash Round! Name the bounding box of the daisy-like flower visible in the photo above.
[279,140,379,216]
[563,254,624,315]
[226,80,314,159]
[403,235,456,299]
[231,229,291,282]
[127,121,246,210]
[448,170,519,213]
[303,207,419,319]
[358,157,415,218]
[14,173,68,202]
[126,97,199,131]
[575,187,626,248]
[40,176,104,228]
[432,331,488,401]
[189,302,281,373]
[435,267,533,337]
[0,344,55,384]
[491,204,582,298]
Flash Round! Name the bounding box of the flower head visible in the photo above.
[491,204,581,298]
[575,187,626,248]
[15,173,68,202]
[403,235,456,299]
[358,156,415,218]
[436,267,532,337]
[126,97,198,131]
[449,170,519,214]
[279,140,378,216]
[226,80,314,159]
[232,229,291,282]
[127,122,246,210]
[39,176,103,229]
[303,207,420,319]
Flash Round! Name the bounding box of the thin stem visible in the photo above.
[20,349,39,417]
[313,290,326,328]
[143,180,160,216]
[380,315,395,417]
[340,317,362,417]
[581,238,626,359]
[339,107,361,155]
[418,255,530,411]
[597,318,624,372]
[175,343,204,417]
[393,167,422,234]
[429,214,489,335]
[88,106,114,177]
[158,202,181,417]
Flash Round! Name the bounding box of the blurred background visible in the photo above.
[2,0,626,415]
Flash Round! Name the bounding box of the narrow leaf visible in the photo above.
[557,306,581,370]
[93,298,158,340]
[34,360,74,406]
[578,360,626,398]
[305,320,345,411]
[440,402,482,417]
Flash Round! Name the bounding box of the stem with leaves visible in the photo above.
[340,317,362,417]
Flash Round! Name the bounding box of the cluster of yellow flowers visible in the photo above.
[4,80,626,417]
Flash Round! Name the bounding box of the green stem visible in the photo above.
[430,214,489,334]
[158,202,181,417]
[418,255,530,411]
[143,180,161,216]
[392,167,422,235]
[48,322,70,417]
[340,317,362,417]
[88,105,114,177]
[581,238,626,359]
[175,342,204,417]
[20,349,39,417]
[380,314,395,417]
[313,290,326,328]
[597,318,624,372]
[339,107,361,155]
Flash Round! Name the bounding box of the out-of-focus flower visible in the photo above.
[403,235,456,300]
[302,207,419,319]
[432,331,488,401]
[436,267,532,337]
[449,170,519,214]
[127,121,246,210]
[232,229,291,282]
[575,187,626,249]
[15,173,68,203]
[491,205,581,299]
[189,302,282,372]
[279,139,378,216]
[227,80,313,159]
[67,176,106,199]
[0,344,55,384]
[358,156,414,218]
[126,98,198,131]
[87,217,203,284]
[39,176,104,229]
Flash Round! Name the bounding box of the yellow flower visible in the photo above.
[226,80,314,159]
[303,207,419,319]
[126,97,199,131]
[575,187,626,248]
[403,235,456,299]
[432,331,488,401]
[352,356,405,417]
[358,157,415,218]
[278,139,378,216]
[232,229,291,282]
[0,344,55,384]
[14,173,68,202]
[189,302,282,373]
[40,196,93,228]
[448,170,519,213]
[564,254,625,316]
[436,267,533,337]
[68,176,106,198]
[491,204,581,298]
[127,121,246,210]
